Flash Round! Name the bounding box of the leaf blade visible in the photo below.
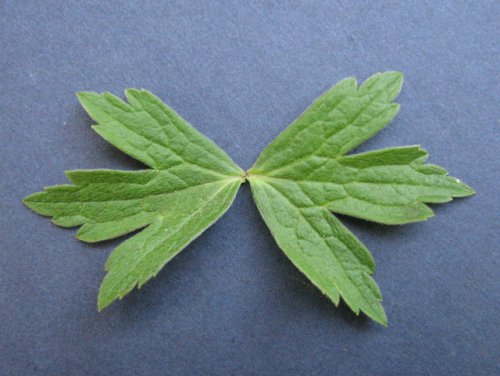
[25,89,245,309]
[251,71,403,174]
[329,147,475,224]
[249,72,474,325]
[24,169,238,242]
[77,90,241,175]
[249,177,386,325]
[98,178,241,310]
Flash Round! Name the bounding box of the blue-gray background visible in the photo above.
[1,1,498,375]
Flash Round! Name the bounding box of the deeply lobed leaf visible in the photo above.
[97,178,240,310]
[250,178,386,325]
[248,72,474,325]
[24,74,474,325]
[25,90,243,309]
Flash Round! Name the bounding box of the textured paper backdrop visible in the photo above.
[1,1,498,375]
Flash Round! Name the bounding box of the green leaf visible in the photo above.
[250,178,385,324]
[248,72,474,325]
[24,89,243,310]
[251,72,403,173]
[24,74,474,325]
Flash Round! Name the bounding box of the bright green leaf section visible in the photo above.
[331,147,474,224]
[249,177,386,325]
[24,76,475,325]
[252,71,403,174]
[24,89,243,309]
[77,89,241,175]
[249,72,474,325]
[24,170,241,242]
[251,146,473,225]
[98,178,240,310]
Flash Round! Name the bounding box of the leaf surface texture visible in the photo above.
[25,90,242,309]
[248,72,473,325]
[24,74,474,324]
